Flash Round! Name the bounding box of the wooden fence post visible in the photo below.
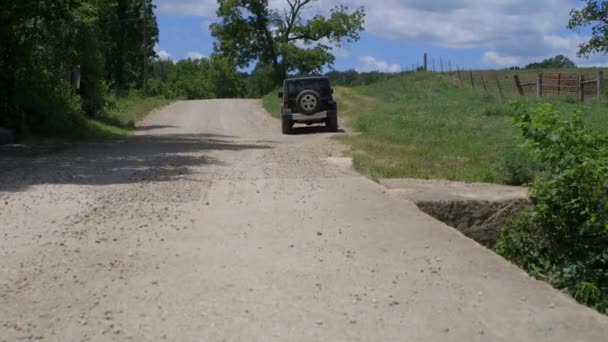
[469,70,475,88]
[557,73,561,96]
[578,74,585,102]
[598,71,604,98]
[514,74,524,96]
[496,77,505,101]
[481,74,488,92]
[536,74,542,98]
[457,67,464,86]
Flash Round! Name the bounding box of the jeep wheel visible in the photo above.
[296,90,320,115]
[326,114,338,132]
[282,116,292,134]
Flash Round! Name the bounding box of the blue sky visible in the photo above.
[154,0,607,71]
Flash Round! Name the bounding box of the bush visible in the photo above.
[496,103,608,314]
[494,148,540,185]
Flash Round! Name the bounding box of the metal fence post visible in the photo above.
[578,74,585,102]
[598,71,604,98]
[423,53,428,72]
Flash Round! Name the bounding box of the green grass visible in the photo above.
[99,95,171,130]
[271,71,608,184]
[68,96,171,141]
[262,89,281,118]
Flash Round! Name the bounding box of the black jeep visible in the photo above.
[278,76,338,134]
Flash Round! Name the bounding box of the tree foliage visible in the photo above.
[524,55,577,69]
[568,0,608,57]
[210,0,365,84]
[497,103,608,314]
[148,56,245,100]
[0,0,159,136]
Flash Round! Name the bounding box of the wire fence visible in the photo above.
[405,53,607,102]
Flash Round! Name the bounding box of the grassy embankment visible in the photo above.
[263,71,608,184]
[262,90,282,118]
[52,96,171,142]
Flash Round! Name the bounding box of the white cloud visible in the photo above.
[483,34,602,68]
[340,0,574,51]
[543,34,584,52]
[186,51,206,60]
[154,44,173,60]
[357,56,402,73]
[157,50,172,60]
[482,51,521,68]
[155,0,216,16]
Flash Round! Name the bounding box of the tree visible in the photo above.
[206,55,245,98]
[568,0,608,57]
[210,0,365,84]
[150,55,245,100]
[0,0,160,136]
[102,0,159,93]
[524,55,577,69]
[246,63,277,97]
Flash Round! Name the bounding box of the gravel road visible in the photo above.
[1,100,607,341]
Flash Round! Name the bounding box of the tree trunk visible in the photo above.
[273,63,287,85]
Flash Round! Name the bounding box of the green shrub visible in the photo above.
[496,103,608,314]
[494,147,540,185]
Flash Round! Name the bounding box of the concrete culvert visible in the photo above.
[417,199,530,248]
[0,127,15,145]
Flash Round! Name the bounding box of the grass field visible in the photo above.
[264,71,608,185]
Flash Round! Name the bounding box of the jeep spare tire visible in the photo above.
[296,90,320,115]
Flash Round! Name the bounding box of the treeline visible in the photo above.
[508,55,578,70]
[524,55,576,69]
[148,59,402,100]
[0,0,158,136]
[148,57,244,100]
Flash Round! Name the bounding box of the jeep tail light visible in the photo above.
[283,99,289,108]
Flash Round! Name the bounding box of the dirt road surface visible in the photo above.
[1,100,607,341]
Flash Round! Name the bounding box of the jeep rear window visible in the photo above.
[288,79,331,97]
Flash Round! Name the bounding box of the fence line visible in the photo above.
[512,71,604,102]
[401,53,606,103]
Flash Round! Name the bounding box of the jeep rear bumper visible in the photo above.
[282,109,337,122]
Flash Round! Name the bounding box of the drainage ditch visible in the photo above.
[416,199,530,248]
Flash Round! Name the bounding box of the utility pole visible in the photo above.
[143,0,148,96]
